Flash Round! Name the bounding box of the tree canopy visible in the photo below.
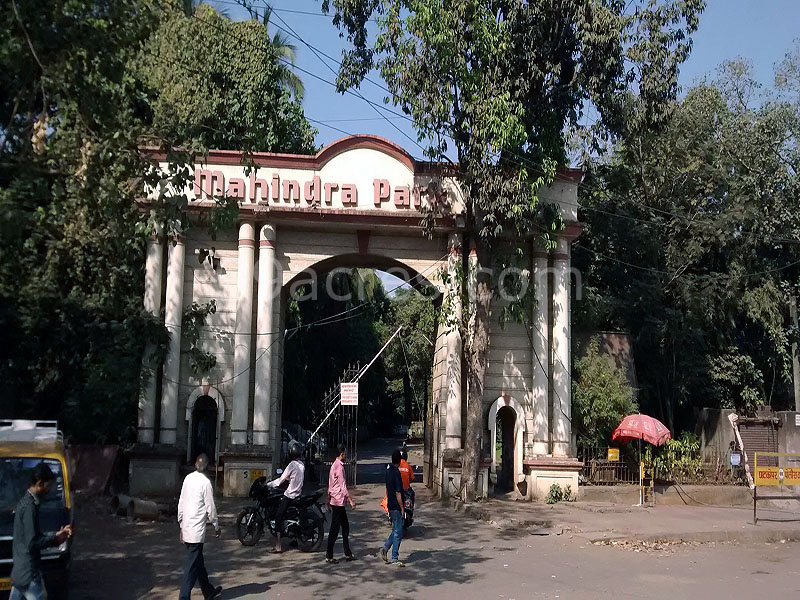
[324,0,705,498]
[574,53,800,431]
[0,0,315,442]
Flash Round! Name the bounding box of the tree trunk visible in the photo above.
[462,243,492,500]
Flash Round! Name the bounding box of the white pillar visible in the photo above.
[232,221,256,445]
[253,224,276,446]
[160,236,185,445]
[552,237,571,457]
[531,243,550,455]
[139,235,163,444]
[445,233,462,450]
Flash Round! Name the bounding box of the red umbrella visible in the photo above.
[612,414,671,447]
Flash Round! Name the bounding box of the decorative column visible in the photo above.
[139,234,164,443]
[253,224,276,447]
[160,236,185,445]
[551,236,571,457]
[232,221,256,446]
[445,233,463,450]
[531,241,550,455]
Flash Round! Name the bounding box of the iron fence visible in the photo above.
[577,442,639,485]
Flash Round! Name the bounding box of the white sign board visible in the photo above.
[341,383,359,406]
[796,414,800,427]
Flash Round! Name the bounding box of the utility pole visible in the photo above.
[791,295,800,412]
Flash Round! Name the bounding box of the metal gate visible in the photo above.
[313,363,360,486]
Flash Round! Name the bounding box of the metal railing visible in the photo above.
[578,442,639,486]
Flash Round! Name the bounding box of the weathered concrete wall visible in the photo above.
[777,412,800,455]
[696,408,736,466]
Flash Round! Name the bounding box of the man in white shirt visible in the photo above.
[267,442,305,553]
[178,453,222,600]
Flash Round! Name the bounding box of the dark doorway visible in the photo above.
[192,395,217,463]
[496,406,516,492]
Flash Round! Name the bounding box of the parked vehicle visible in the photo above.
[0,420,73,599]
[235,476,325,552]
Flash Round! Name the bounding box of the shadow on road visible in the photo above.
[70,438,486,598]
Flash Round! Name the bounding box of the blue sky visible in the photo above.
[210,0,800,292]
[214,0,800,158]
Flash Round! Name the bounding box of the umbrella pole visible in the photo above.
[639,438,643,506]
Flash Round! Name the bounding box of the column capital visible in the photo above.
[260,223,276,246]
[558,221,585,243]
[238,221,256,247]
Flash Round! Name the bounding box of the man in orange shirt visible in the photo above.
[398,450,415,509]
[398,450,414,490]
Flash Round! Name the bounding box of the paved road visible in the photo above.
[69,439,800,599]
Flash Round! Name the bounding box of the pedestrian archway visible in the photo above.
[488,395,525,493]
[185,386,225,464]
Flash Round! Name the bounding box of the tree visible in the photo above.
[323,0,704,499]
[0,0,316,442]
[574,54,800,427]
[573,337,637,444]
[282,269,393,433]
[380,287,437,425]
[261,4,305,100]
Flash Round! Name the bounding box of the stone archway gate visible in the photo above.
[131,135,584,500]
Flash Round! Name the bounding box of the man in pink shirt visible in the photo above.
[325,444,356,563]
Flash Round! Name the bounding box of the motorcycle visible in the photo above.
[236,476,326,552]
[381,486,414,531]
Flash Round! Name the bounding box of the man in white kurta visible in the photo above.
[177,453,222,600]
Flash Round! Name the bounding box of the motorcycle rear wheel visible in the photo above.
[297,518,324,552]
[236,507,264,546]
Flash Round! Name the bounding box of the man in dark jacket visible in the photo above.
[10,463,71,600]
[379,450,405,567]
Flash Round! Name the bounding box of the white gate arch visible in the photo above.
[185,385,226,464]
[488,395,526,485]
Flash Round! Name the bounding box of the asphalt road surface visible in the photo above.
[69,439,800,599]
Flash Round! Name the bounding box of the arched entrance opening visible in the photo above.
[488,395,525,495]
[495,406,516,491]
[185,386,225,465]
[277,253,443,480]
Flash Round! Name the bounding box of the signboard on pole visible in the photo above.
[754,452,800,485]
[341,382,359,406]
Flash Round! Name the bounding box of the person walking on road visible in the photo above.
[10,462,72,600]
[380,450,406,567]
[325,444,356,563]
[267,441,305,553]
[178,453,222,600]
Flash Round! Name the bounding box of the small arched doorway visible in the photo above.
[191,396,217,463]
[496,406,516,491]
[488,395,525,494]
[185,386,225,465]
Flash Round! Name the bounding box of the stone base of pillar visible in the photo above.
[128,445,184,496]
[551,442,571,457]
[524,458,582,502]
[220,446,273,497]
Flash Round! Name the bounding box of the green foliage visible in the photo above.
[282,270,437,437]
[0,0,315,442]
[545,483,576,504]
[380,287,437,424]
[574,54,800,429]
[573,337,638,444]
[545,483,564,504]
[324,0,705,497]
[563,484,576,502]
[647,432,703,484]
[182,299,217,375]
